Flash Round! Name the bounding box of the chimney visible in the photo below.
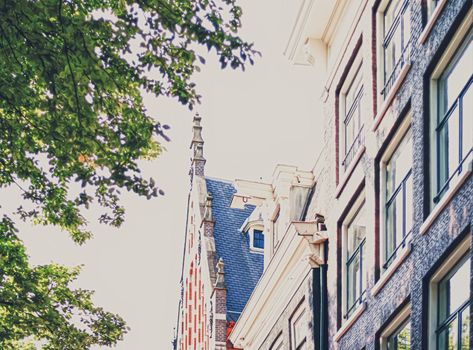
[190,114,206,177]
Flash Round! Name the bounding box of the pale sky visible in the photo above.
[7,0,324,348]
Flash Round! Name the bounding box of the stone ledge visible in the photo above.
[334,302,366,342]
[420,163,472,235]
[372,243,412,296]
[372,63,411,132]
[335,146,366,199]
[418,0,449,45]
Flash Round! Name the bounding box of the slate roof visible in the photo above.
[205,178,264,322]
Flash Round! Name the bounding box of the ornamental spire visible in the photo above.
[190,114,206,177]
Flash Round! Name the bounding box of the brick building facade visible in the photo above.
[174,116,264,350]
[229,1,472,349]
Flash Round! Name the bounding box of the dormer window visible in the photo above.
[253,229,265,250]
[240,214,265,254]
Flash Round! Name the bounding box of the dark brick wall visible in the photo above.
[330,0,473,349]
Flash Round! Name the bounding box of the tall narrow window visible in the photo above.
[434,31,472,203]
[381,0,411,97]
[384,128,413,269]
[436,252,470,350]
[253,229,264,250]
[272,210,280,253]
[386,319,411,350]
[345,201,367,318]
[342,63,364,172]
[291,305,308,350]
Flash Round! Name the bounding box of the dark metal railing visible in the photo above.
[342,125,365,172]
[345,238,366,319]
[381,0,411,98]
[383,169,412,269]
[436,300,470,350]
[434,76,473,203]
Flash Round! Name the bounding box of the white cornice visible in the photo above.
[284,0,346,65]
[229,221,327,348]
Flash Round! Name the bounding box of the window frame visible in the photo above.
[428,21,473,209]
[379,304,411,350]
[339,55,364,174]
[376,0,412,104]
[272,208,281,254]
[270,332,284,350]
[249,227,265,253]
[427,235,471,349]
[342,194,368,320]
[290,304,308,350]
[379,117,413,271]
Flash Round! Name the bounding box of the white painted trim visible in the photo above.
[379,304,411,349]
[372,243,412,296]
[427,236,471,349]
[335,145,366,198]
[229,222,324,348]
[372,63,411,132]
[334,302,366,342]
[420,160,472,235]
[418,0,449,45]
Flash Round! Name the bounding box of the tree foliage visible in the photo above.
[0,0,256,347]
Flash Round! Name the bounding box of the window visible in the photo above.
[341,61,364,172]
[387,319,411,350]
[432,30,472,203]
[381,0,411,98]
[380,305,411,350]
[270,333,283,350]
[384,128,413,269]
[428,236,471,350]
[253,229,264,250]
[291,305,308,350]
[272,210,280,253]
[344,199,367,319]
[436,252,470,350]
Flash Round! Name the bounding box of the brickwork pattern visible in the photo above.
[305,0,472,349]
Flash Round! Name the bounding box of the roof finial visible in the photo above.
[190,113,206,176]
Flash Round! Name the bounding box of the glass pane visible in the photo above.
[405,175,413,234]
[386,130,412,197]
[461,83,472,160]
[347,253,361,311]
[384,0,401,33]
[387,320,411,350]
[438,254,470,323]
[440,40,472,113]
[437,318,458,350]
[461,306,470,350]
[347,204,366,256]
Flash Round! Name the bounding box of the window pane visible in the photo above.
[387,319,411,350]
[253,230,264,249]
[461,306,470,350]
[437,318,458,350]
[347,204,366,256]
[439,40,472,115]
[462,85,472,156]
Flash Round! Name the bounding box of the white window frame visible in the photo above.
[272,207,281,254]
[290,304,308,350]
[376,0,411,103]
[249,226,265,253]
[342,193,368,320]
[428,16,473,210]
[270,333,283,350]
[427,235,471,349]
[379,305,411,350]
[340,55,364,174]
[379,116,413,272]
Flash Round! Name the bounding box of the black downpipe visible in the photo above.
[313,242,329,350]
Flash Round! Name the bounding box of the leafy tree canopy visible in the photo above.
[0,0,256,348]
